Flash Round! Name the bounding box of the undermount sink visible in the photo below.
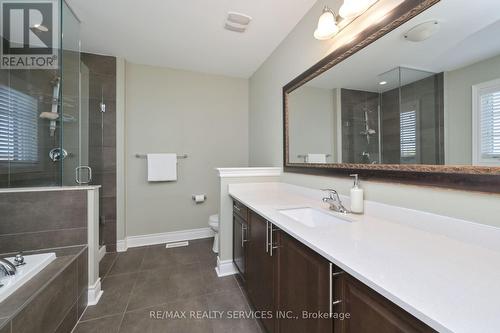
[278,207,353,228]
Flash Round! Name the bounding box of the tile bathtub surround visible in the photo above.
[0,190,87,254]
[74,238,261,333]
[0,246,88,333]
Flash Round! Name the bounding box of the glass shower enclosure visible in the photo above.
[341,67,444,165]
[0,0,95,188]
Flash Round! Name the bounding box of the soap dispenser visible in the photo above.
[349,174,364,214]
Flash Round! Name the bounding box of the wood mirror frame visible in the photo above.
[283,0,500,194]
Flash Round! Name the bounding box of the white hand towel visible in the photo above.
[306,154,327,164]
[147,153,177,181]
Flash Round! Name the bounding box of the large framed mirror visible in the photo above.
[283,0,500,193]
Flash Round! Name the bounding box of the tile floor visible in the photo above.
[73,238,261,333]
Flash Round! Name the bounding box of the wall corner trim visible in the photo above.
[215,256,238,277]
[216,167,282,178]
[116,239,128,252]
[87,278,103,306]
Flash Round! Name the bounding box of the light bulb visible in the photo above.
[339,0,370,20]
[313,7,339,40]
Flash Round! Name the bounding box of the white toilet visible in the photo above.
[208,214,219,253]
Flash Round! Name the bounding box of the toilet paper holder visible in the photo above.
[192,194,207,203]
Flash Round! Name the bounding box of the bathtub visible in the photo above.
[0,252,56,303]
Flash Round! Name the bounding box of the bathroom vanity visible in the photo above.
[231,182,500,333]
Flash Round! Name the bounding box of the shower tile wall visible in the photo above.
[341,89,380,164]
[81,53,117,253]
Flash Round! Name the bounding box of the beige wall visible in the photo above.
[125,63,249,237]
[288,86,337,163]
[249,1,500,227]
[444,54,500,165]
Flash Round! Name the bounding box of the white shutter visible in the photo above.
[400,110,417,158]
[473,79,500,165]
[0,85,39,162]
[480,90,500,159]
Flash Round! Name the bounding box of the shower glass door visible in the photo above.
[61,1,87,186]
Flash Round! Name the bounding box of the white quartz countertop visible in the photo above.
[228,182,500,333]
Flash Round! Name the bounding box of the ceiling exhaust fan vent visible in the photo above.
[224,11,252,33]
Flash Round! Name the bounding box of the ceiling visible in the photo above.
[306,0,500,92]
[66,0,317,78]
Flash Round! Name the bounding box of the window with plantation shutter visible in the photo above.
[400,110,417,158]
[400,100,419,164]
[473,79,500,165]
[0,85,39,163]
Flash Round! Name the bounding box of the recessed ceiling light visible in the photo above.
[379,81,387,85]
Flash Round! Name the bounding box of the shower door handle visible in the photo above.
[75,166,92,185]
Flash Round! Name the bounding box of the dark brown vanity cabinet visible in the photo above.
[233,201,248,277]
[233,202,435,333]
[246,210,278,333]
[335,274,435,333]
[277,231,334,333]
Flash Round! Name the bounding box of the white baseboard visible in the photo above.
[116,239,127,252]
[87,278,103,306]
[98,245,106,262]
[215,256,238,277]
[119,227,214,250]
[216,167,282,178]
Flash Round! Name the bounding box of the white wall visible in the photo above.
[249,0,500,227]
[125,63,249,237]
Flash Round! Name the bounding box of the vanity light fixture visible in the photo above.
[339,0,371,20]
[313,6,339,40]
[314,1,378,40]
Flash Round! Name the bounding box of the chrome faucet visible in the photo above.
[322,189,349,214]
[0,258,16,277]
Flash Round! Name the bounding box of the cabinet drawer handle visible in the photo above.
[266,221,269,253]
[332,271,344,277]
[329,263,333,315]
[332,300,342,306]
[269,224,279,257]
[233,205,241,212]
[241,225,248,247]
